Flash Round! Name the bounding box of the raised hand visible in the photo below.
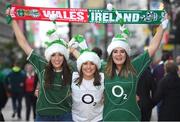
[161,14,169,30]
[68,37,79,49]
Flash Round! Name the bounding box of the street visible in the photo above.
[2,97,34,122]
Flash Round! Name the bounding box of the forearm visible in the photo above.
[69,47,80,59]
[12,20,32,55]
[148,25,164,57]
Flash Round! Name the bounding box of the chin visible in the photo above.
[53,65,61,69]
[115,62,124,65]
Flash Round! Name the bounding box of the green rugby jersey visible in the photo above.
[103,51,152,121]
[27,50,71,116]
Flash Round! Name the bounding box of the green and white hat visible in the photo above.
[106,3,131,56]
[107,25,131,56]
[44,39,69,61]
[44,14,69,61]
[77,50,101,71]
[69,35,101,71]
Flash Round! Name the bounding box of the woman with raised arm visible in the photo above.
[68,35,104,121]
[6,9,72,121]
[103,15,169,121]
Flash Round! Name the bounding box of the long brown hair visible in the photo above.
[44,57,71,88]
[105,52,136,79]
[75,66,101,86]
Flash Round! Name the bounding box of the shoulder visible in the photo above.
[100,72,104,79]
[72,72,79,82]
[28,50,47,64]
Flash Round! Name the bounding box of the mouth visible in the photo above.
[85,70,93,73]
[115,57,122,61]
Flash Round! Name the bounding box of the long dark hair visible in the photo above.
[105,52,136,79]
[75,66,101,86]
[44,57,71,88]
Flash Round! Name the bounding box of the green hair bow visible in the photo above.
[115,34,125,39]
[80,49,90,54]
[46,29,56,36]
[114,34,128,42]
[45,39,67,48]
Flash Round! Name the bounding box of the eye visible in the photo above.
[89,62,95,66]
[57,53,63,56]
[51,53,63,57]
[113,49,118,53]
[51,53,56,57]
[83,62,88,65]
[120,50,125,53]
[113,49,125,54]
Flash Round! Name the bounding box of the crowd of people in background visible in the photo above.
[0,62,38,121]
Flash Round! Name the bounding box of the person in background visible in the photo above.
[92,47,103,59]
[152,52,172,86]
[5,61,26,119]
[152,60,180,121]
[24,63,38,121]
[0,71,8,121]
[136,66,156,121]
[175,55,180,76]
[175,55,180,65]
[152,52,172,118]
[103,14,169,121]
[6,9,72,121]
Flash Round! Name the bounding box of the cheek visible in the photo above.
[92,67,96,72]
[81,65,86,71]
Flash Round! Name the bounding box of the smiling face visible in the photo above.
[50,52,64,70]
[81,61,97,80]
[112,47,127,67]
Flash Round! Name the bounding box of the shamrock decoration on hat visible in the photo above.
[44,13,69,61]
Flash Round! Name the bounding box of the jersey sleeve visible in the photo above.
[132,51,152,78]
[27,50,47,73]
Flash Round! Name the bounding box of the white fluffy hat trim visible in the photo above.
[44,43,69,61]
[107,38,130,56]
[77,51,101,71]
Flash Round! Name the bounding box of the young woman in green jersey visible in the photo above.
[6,9,72,121]
[103,17,169,121]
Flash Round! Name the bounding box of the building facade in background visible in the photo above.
[0,0,25,68]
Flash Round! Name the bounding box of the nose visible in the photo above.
[87,63,91,68]
[117,51,122,56]
[53,56,58,60]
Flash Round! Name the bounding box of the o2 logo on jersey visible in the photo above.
[82,94,96,106]
[112,85,127,99]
